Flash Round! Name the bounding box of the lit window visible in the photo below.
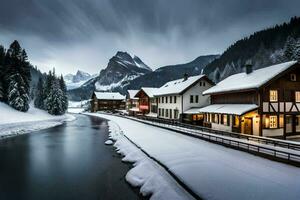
[296,91,300,103]
[291,74,297,81]
[269,116,278,129]
[270,90,278,102]
[223,115,227,125]
[233,116,239,127]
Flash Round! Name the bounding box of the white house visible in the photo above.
[154,74,214,124]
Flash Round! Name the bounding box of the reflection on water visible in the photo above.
[0,115,140,200]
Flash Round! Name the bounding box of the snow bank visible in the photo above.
[104,139,114,145]
[0,102,75,138]
[107,120,194,200]
[89,113,300,200]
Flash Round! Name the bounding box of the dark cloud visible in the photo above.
[0,0,299,74]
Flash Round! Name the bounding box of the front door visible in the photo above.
[244,118,252,135]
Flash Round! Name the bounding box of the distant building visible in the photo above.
[134,87,158,117]
[201,61,300,138]
[90,92,125,112]
[155,74,214,125]
[126,90,140,116]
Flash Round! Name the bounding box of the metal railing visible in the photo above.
[136,115,300,151]
[130,115,300,165]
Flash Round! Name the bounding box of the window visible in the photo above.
[158,108,161,116]
[269,116,278,129]
[166,96,168,103]
[195,95,199,103]
[174,109,178,119]
[190,95,194,103]
[174,96,177,103]
[214,114,219,123]
[269,90,278,102]
[162,97,164,103]
[296,91,300,102]
[169,109,172,119]
[170,96,172,103]
[233,116,239,127]
[162,109,164,116]
[222,115,228,125]
[203,82,206,87]
[291,74,297,81]
[166,109,169,117]
[199,82,202,86]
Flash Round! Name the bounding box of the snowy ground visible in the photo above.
[0,102,75,138]
[87,113,300,200]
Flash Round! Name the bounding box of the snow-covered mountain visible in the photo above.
[67,51,152,101]
[64,70,97,90]
[94,51,152,91]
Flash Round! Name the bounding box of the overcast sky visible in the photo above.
[0,0,299,75]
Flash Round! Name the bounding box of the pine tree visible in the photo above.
[59,74,68,113]
[7,73,29,112]
[20,49,31,94]
[283,36,296,60]
[43,70,54,108]
[294,38,300,60]
[45,79,64,115]
[34,77,44,109]
[0,45,5,101]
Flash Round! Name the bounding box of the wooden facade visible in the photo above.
[90,92,125,112]
[203,62,300,139]
[134,89,158,115]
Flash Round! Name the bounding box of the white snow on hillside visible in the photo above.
[95,74,141,91]
[0,102,75,138]
[88,113,300,200]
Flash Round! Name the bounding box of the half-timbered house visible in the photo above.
[200,60,300,139]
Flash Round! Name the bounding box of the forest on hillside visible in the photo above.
[204,16,300,82]
[0,41,68,115]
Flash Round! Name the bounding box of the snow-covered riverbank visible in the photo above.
[0,102,75,138]
[88,113,300,200]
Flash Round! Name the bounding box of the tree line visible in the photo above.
[0,40,68,115]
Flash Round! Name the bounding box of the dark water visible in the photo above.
[0,115,141,200]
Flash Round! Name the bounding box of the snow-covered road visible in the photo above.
[88,113,300,200]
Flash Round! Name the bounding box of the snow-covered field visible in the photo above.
[0,102,75,138]
[88,113,300,200]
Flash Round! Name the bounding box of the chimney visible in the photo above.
[183,73,188,81]
[245,59,253,74]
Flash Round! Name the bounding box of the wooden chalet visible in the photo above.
[91,92,125,112]
[200,61,300,139]
[134,87,158,116]
[126,90,139,116]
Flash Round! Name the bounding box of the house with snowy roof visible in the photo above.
[91,92,125,112]
[134,87,158,116]
[154,74,214,124]
[126,90,139,116]
[200,60,300,139]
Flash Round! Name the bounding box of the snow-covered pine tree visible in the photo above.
[7,73,30,112]
[43,70,54,108]
[283,36,296,60]
[45,79,64,115]
[294,38,300,61]
[20,49,31,94]
[0,46,5,101]
[59,74,68,113]
[34,77,45,109]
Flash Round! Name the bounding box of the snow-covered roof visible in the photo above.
[196,104,258,115]
[203,61,298,95]
[155,75,206,96]
[127,90,139,99]
[184,108,203,114]
[138,87,158,98]
[94,92,125,100]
